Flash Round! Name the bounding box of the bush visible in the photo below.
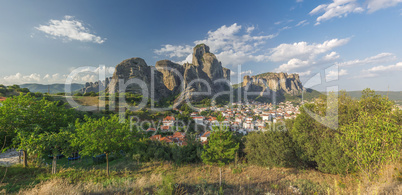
[245,130,299,167]
[34,92,43,98]
[74,93,83,96]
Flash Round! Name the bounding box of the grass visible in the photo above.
[1,157,401,194]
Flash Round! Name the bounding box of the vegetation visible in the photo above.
[73,115,134,176]
[0,88,401,194]
[202,115,239,187]
[0,93,77,166]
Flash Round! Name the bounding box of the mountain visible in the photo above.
[107,44,230,101]
[20,83,84,94]
[242,72,304,95]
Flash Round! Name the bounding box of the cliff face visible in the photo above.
[106,44,231,101]
[242,72,304,95]
[80,77,112,94]
[108,58,172,100]
[80,44,304,102]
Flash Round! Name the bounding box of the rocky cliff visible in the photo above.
[80,77,112,94]
[106,44,231,101]
[242,72,304,95]
[107,58,172,100]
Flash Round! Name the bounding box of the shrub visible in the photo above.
[289,92,357,174]
[245,130,298,167]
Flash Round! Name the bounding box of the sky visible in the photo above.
[0,0,401,91]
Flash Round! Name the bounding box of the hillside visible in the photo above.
[20,83,84,94]
[346,91,402,101]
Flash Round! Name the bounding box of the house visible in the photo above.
[160,137,173,143]
[191,116,205,124]
[163,116,175,126]
[262,114,271,121]
[172,131,185,139]
[200,131,211,142]
[160,126,170,131]
[150,134,162,141]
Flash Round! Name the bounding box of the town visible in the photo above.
[147,100,303,145]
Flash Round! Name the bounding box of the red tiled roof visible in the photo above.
[173,132,185,138]
[201,131,211,137]
[163,116,175,121]
[150,135,162,140]
[160,137,173,143]
[0,97,6,102]
[147,128,156,131]
[161,126,170,130]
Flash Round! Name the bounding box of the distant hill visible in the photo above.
[20,83,84,94]
[346,91,402,101]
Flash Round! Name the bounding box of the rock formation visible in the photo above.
[107,58,171,100]
[80,77,112,94]
[79,44,304,103]
[242,72,304,95]
[105,44,231,101]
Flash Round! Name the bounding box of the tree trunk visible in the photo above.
[23,150,28,168]
[219,167,222,187]
[106,153,109,177]
[52,155,57,174]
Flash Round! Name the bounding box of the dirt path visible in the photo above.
[0,149,20,167]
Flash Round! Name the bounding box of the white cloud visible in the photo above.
[154,44,192,58]
[367,0,402,13]
[326,69,348,80]
[310,0,364,25]
[295,20,309,27]
[359,62,402,78]
[155,23,276,66]
[367,62,402,72]
[35,15,106,44]
[296,70,311,76]
[336,52,396,67]
[274,58,311,72]
[3,73,41,84]
[0,66,115,85]
[322,51,340,61]
[269,38,350,62]
[246,26,255,33]
[240,70,253,75]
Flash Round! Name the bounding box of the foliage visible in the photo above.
[172,134,203,164]
[73,115,135,175]
[202,130,239,167]
[0,93,76,152]
[338,89,402,179]
[245,130,298,167]
[289,92,357,174]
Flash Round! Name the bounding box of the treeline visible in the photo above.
[245,89,402,180]
[0,84,30,97]
[0,89,400,181]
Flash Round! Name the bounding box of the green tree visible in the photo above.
[73,115,134,176]
[0,93,76,167]
[41,125,77,174]
[290,92,357,174]
[202,115,239,187]
[338,90,401,181]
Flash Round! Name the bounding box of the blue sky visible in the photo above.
[0,0,401,91]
